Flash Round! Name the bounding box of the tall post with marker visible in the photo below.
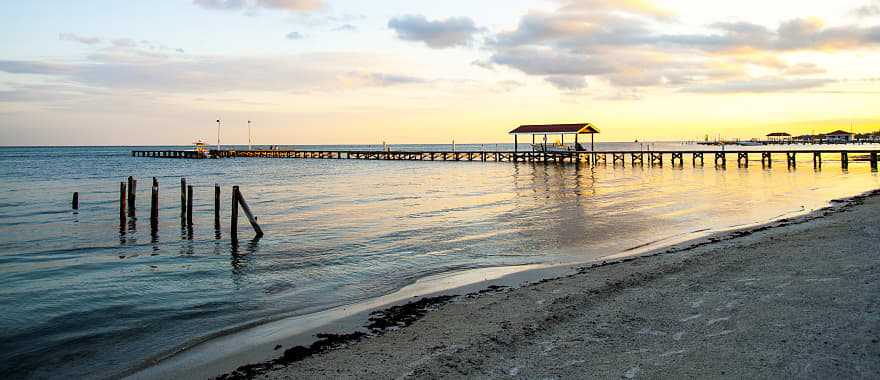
[216,119,222,151]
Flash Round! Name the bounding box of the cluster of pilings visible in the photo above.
[75,177,263,241]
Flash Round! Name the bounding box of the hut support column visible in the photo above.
[514,135,518,162]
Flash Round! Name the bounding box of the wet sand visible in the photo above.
[222,190,880,379]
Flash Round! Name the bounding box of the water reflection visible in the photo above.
[230,238,261,285]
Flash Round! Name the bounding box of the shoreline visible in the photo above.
[176,188,880,379]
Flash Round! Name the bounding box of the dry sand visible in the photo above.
[221,190,880,379]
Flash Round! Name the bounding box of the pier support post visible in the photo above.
[813,152,822,168]
[127,177,136,217]
[787,152,797,168]
[214,184,221,227]
[186,185,194,227]
[737,153,748,167]
[871,153,878,170]
[119,182,127,227]
[72,192,79,210]
[841,152,849,169]
[180,178,187,217]
[150,182,159,230]
[235,187,264,238]
[761,152,772,167]
[671,152,683,166]
[231,186,239,241]
[714,153,726,167]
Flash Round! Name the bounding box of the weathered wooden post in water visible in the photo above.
[186,185,194,226]
[180,178,187,217]
[214,184,221,227]
[72,192,79,210]
[119,182,127,227]
[127,176,137,217]
[231,186,239,239]
[150,180,159,229]
[230,185,264,241]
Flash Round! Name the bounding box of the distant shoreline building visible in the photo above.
[823,130,854,143]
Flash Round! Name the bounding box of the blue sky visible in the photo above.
[1,0,879,145]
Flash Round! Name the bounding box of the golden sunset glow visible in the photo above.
[1,0,879,145]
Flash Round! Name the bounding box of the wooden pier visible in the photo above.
[132,149,880,170]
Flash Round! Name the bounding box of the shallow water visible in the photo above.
[0,143,878,378]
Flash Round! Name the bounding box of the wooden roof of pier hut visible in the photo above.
[509,123,601,135]
[508,123,600,151]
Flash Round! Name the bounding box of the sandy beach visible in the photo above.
[215,189,880,379]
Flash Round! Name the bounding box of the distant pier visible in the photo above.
[132,149,880,170]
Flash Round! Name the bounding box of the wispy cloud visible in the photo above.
[0,53,427,96]
[332,24,357,32]
[286,31,304,40]
[59,33,102,46]
[388,15,481,49]
[681,78,835,93]
[193,0,323,12]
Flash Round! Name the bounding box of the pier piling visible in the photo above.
[72,192,79,210]
[841,152,849,169]
[150,182,159,230]
[872,153,878,170]
[180,178,187,216]
[214,184,220,227]
[127,177,136,217]
[231,186,239,240]
[186,185,194,227]
[236,187,264,238]
[119,182,127,227]
[787,153,797,168]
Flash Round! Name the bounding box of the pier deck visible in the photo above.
[132,149,880,170]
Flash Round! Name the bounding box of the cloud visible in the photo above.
[286,31,304,40]
[853,1,880,17]
[0,54,427,95]
[681,78,834,93]
[59,33,102,45]
[545,75,588,90]
[332,24,357,32]
[485,0,880,93]
[193,0,322,12]
[388,15,480,48]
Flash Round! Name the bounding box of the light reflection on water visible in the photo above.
[0,144,878,378]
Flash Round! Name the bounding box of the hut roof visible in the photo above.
[825,130,853,136]
[509,123,600,134]
[766,132,791,137]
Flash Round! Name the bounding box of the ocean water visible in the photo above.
[1,143,879,379]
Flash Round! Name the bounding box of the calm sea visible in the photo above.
[1,143,879,378]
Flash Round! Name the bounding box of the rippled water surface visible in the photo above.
[1,144,878,378]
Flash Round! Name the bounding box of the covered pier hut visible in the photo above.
[509,123,600,152]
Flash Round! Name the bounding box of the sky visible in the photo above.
[1,0,879,145]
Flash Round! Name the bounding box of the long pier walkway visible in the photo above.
[132,149,880,170]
